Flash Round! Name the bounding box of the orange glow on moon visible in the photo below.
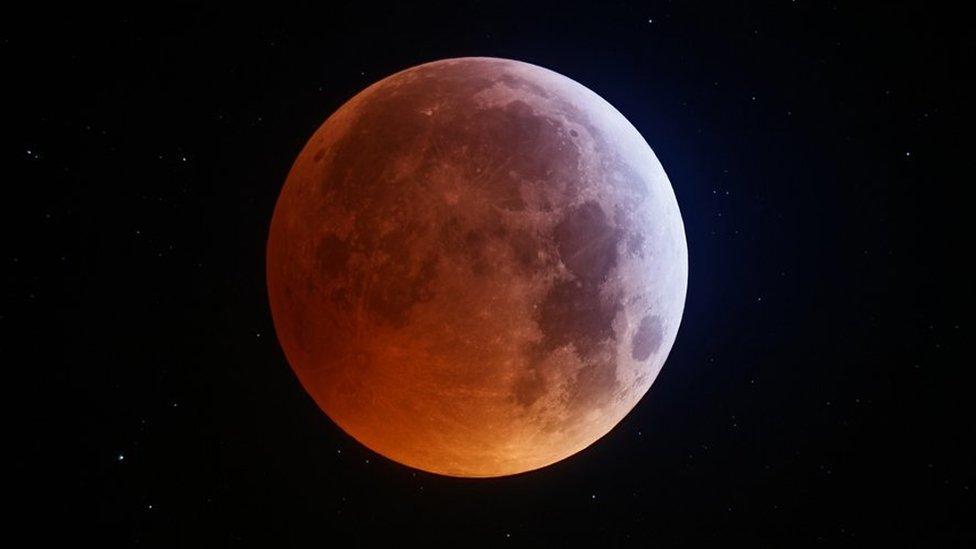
[267,58,687,477]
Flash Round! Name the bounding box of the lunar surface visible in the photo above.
[267,57,688,477]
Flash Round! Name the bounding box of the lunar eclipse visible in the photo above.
[267,57,688,477]
[24,3,967,544]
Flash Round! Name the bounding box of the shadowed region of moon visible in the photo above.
[267,57,688,477]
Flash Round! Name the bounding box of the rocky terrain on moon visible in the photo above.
[267,58,687,476]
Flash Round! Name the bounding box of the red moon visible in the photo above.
[267,58,688,477]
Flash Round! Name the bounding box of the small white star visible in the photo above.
[117,453,125,462]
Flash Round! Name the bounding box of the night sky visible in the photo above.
[9,1,970,546]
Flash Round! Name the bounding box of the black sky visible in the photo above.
[7,1,971,546]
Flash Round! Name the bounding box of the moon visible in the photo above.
[267,57,688,477]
